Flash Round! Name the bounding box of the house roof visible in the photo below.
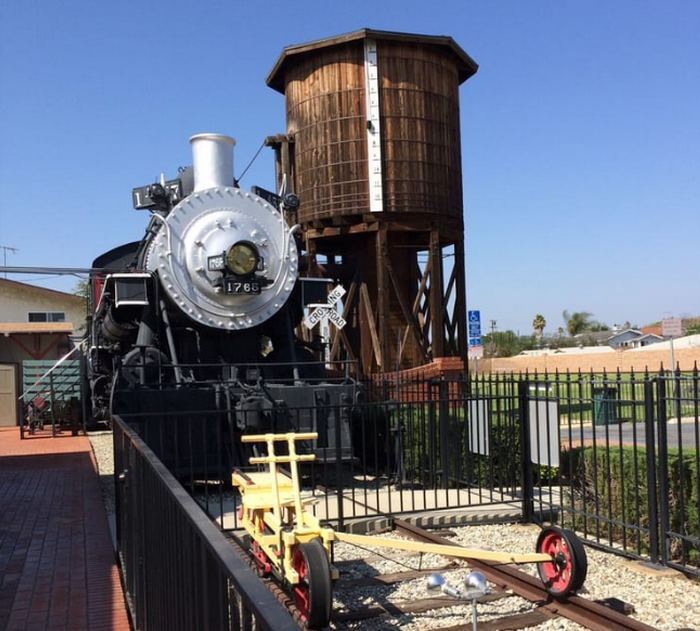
[607,328,643,342]
[636,334,664,341]
[267,28,479,93]
[0,322,74,335]
[0,278,83,303]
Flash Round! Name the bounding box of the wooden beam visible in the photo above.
[360,283,382,369]
[375,228,389,370]
[429,230,444,357]
[454,239,468,364]
[386,259,429,364]
[400,260,431,364]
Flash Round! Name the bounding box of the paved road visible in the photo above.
[561,419,699,449]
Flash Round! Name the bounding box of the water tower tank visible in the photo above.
[267,29,477,224]
[267,30,477,373]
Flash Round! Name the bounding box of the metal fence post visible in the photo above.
[643,378,660,564]
[655,377,670,565]
[439,377,450,490]
[335,395,345,531]
[518,380,534,522]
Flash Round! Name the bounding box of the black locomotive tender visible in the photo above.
[88,134,358,470]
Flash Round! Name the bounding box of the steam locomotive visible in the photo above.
[87,134,356,466]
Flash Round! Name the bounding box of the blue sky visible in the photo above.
[0,1,698,334]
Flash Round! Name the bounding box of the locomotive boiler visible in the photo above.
[87,133,356,467]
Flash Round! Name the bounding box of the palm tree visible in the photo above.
[532,314,546,339]
[562,310,593,336]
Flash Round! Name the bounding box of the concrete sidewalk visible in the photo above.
[0,428,130,631]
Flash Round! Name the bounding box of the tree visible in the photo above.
[73,279,89,314]
[482,331,537,357]
[532,314,546,338]
[562,310,593,336]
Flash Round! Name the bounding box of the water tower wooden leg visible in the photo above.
[454,238,468,365]
[376,228,389,370]
[429,230,444,358]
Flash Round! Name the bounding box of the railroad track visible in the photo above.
[388,519,660,631]
[229,520,661,631]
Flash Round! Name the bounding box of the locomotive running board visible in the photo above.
[332,531,552,565]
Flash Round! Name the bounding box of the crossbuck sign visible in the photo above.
[303,284,347,364]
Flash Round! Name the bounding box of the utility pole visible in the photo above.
[489,320,497,356]
[0,245,18,278]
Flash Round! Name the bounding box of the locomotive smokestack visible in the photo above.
[189,133,235,191]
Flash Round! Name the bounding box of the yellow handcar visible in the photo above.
[233,432,587,629]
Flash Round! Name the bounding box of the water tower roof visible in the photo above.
[267,28,478,93]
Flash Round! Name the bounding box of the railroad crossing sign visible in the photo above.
[303,285,347,331]
[303,284,347,364]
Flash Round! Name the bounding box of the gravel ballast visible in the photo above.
[88,431,699,630]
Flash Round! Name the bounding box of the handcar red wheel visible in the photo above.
[536,526,587,598]
[291,539,332,629]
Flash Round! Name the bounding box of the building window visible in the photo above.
[28,312,66,323]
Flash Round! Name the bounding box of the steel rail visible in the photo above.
[393,518,659,631]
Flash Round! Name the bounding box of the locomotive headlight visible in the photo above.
[226,241,258,276]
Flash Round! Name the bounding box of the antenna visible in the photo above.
[0,245,18,278]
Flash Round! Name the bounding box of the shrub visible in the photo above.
[561,446,699,565]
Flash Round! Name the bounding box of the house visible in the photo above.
[626,333,665,349]
[607,329,645,349]
[0,279,86,426]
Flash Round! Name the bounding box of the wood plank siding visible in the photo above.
[284,42,369,222]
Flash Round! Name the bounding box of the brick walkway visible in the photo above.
[0,428,130,631]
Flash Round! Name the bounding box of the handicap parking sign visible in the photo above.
[467,310,481,346]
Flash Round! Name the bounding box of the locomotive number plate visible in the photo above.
[224,280,261,295]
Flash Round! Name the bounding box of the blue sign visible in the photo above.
[467,310,481,347]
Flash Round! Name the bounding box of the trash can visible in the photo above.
[592,387,618,425]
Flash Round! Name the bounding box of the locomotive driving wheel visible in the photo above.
[536,526,587,598]
[290,539,332,629]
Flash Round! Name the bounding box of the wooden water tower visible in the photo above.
[266,29,478,374]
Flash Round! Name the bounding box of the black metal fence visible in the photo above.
[518,367,700,577]
[116,364,700,579]
[112,415,298,631]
